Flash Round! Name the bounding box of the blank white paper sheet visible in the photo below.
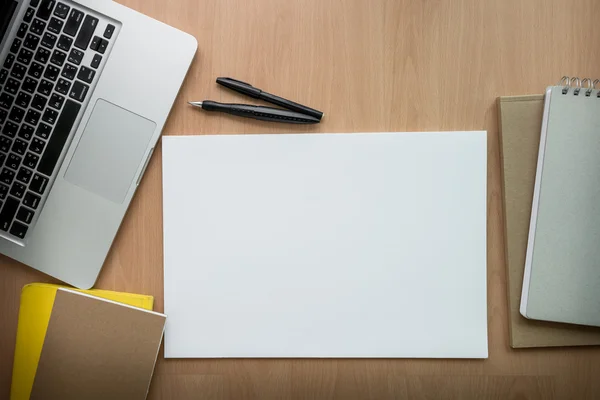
[162,132,488,359]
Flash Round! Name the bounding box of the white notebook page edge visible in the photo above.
[520,86,554,317]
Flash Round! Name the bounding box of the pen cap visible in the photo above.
[217,77,324,121]
[216,77,262,98]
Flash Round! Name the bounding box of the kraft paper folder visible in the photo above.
[10,283,155,400]
[28,288,165,400]
[498,95,600,348]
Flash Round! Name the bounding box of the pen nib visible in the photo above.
[188,101,203,107]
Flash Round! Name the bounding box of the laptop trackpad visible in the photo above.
[65,99,156,204]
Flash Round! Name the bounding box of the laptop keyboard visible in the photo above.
[0,0,115,243]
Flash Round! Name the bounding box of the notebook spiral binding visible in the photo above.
[558,76,600,97]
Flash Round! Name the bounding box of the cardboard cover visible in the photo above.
[30,289,165,400]
[498,95,600,348]
[10,283,154,400]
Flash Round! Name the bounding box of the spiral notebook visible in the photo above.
[499,95,600,347]
[521,77,600,327]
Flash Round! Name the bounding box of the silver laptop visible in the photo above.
[0,0,196,288]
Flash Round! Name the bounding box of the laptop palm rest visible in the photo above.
[64,99,156,204]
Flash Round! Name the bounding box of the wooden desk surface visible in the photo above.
[1,0,600,399]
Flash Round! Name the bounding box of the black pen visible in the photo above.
[188,101,320,124]
[216,77,324,121]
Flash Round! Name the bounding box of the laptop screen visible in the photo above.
[1,0,19,44]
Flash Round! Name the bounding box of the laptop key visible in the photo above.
[0,196,19,231]
[37,100,80,175]
[34,47,50,63]
[30,19,46,36]
[69,80,88,102]
[43,64,60,81]
[17,48,34,65]
[30,138,46,154]
[0,69,8,85]
[0,110,6,124]
[41,32,58,49]
[54,2,69,19]
[42,108,58,124]
[63,9,83,36]
[28,62,44,79]
[75,15,99,50]
[0,136,12,153]
[4,54,15,69]
[2,122,18,138]
[36,0,56,20]
[77,66,94,83]
[31,0,41,7]
[11,63,27,80]
[10,221,28,239]
[68,48,83,65]
[16,167,33,184]
[97,38,108,54]
[90,35,100,51]
[0,184,7,199]
[24,8,35,23]
[24,33,39,51]
[23,192,40,209]
[9,106,25,123]
[57,34,72,51]
[90,53,101,69]
[10,182,26,198]
[0,169,15,185]
[18,124,34,140]
[104,24,115,39]
[50,49,66,66]
[0,153,4,167]
[24,153,39,169]
[48,17,64,34]
[55,78,70,95]
[6,154,22,170]
[12,139,28,155]
[36,123,51,139]
[16,206,34,224]
[0,93,14,109]
[10,38,22,54]
[37,79,53,95]
[49,93,64,109]
[22,77,38,93]
[6,50,19,67]
[60,63,77,80]
[16,92,31,108]
[5,78,20,95]
[32,94,47,111]
[25,109,41,125]
[17,23,28,39]
[30,173,48,194]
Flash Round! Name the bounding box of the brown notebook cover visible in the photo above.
[498,95,600,348]
[30,288,166,400]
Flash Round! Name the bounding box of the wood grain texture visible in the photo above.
[1,0,600,399]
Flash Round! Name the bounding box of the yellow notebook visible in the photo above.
[10,283,154,400]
